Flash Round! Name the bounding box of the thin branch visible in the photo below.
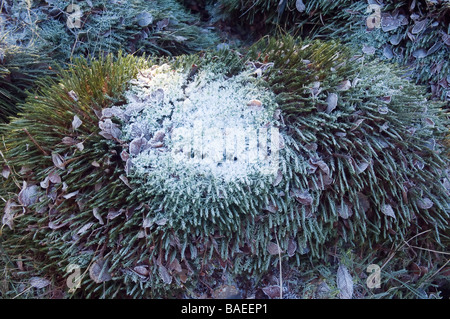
[274,230,283,299]
[23,128,49,156]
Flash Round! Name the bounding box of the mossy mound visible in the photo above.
[206,0,449,101]
[1,0,219,63]
[1,37,449,298]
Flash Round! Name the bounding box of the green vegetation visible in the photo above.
[1,36,448,298]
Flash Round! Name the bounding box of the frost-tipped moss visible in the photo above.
[2,0,219,63]
[211,0,450,101]
[1,37,449,298]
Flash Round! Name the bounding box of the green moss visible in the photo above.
[0,37,448,298]
[210,0,449,101]
[0,40,54,123]
[3,0,219,63]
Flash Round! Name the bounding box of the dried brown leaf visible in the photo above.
[158,264,172,284]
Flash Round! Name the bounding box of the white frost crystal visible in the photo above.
[119,64,283,185]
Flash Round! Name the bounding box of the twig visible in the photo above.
[274,230,283,299]
[429,258,450,280]
[23,128,49,156]
[406,245,450,256]
[381,229,431,270]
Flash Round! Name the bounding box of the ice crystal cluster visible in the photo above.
[117,63,282,192]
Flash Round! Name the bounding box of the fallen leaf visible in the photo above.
[107,208,123,220]
[89,259,112,283]
[72,115,82,130]
[93,207,104,225]
[412,19,428,34]
[417,198,433,210]
[63,190,79,199]
[168,258,182,273]
[18,182,39,207]
[155,217,168,226]
[381,204,396,219]
[291,189,313,205]
[350,119,365,131]
[52,153,65,170]
[48,171,61,184]
[30,277,51,289]
[337,264,353,299]
[378,106,389,114]
[427,42,443,56]
[158,264,172,284]
[77,222,94,235]
[143,217,153,228]
[48,220,68,230]
[62,137,77,145]
[337,202,353,219]
[262,285,281,299]
[356,161,370,174]
[272,169,283,187]
[424,118,435,127]
[309,159,330,176]
[412,48,427,59]
[247,99,263,111]
[67,90,78,102]
[337,80,351,91]
[40,176,50,189]
[119,175,133,189]
[267,242,282,255]
[133,265,149,277]
[99,119,121,140]
[389,34,402,45]
[2,200,18,230]
[76,142,84,152]
[383,46,394,59]
[326,93,338,113]
[362,45,376,55]
[264,202,278,213]
[136,12,153,27]
[213,285,242,299]
[287,238,297,257]
[2,165,10,179]
[156,18,169,31]
[295,0,305,12]
[129,136,147,156]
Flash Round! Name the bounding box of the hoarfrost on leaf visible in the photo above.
[337,264,353,299]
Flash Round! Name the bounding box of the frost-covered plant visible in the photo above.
[1,0,218,63]
[0,37,449,298]
[208,0,450,101]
